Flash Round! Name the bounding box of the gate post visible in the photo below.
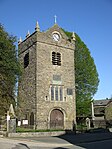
[7,111,10,132]
[7,104,16,133]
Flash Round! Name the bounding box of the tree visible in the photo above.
[0,24,21,115]
[64,30,99,116]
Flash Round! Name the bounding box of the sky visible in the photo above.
[0,0,112,100]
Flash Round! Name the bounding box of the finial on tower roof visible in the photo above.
[26,30,30,38]
[18,37,22,44]
[72,32,76,41]
[35,21,40,32]
[54,15,57,24]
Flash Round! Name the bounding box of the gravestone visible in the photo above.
[86,117,90,130]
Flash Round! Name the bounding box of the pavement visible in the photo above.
[1,130,112,148]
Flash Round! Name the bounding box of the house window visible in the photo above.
[50,85,64,101]
[52,52,61,66]
[24,53,29,68]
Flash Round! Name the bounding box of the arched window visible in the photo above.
[24,53,29,68]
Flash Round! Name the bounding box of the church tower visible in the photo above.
[18,22,76,130]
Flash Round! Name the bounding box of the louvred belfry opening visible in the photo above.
[57,52,61,66]
[52,52,57,65]
[52,52,61,66]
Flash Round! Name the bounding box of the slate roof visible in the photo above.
[94,99,111,106]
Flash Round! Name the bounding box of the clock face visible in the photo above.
[52,33,60,41]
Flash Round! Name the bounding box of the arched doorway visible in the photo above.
[50,109,64,129]
[30,112,34,127]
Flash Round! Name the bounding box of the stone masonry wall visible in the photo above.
[18,33,37,122]
[35,25,76,130]
[18,24,76,130]
[105,102,112,120]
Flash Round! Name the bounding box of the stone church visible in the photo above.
[18,21,76,130]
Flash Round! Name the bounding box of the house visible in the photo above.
[93,99,112,128]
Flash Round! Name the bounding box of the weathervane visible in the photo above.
[54,15,57,24]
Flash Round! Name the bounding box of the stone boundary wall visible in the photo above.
[8,131,66,138]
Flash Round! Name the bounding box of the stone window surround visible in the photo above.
[49,85,65,102]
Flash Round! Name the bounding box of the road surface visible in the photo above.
[1,133,112,149]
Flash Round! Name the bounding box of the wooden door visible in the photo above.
[50,109,64,129]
